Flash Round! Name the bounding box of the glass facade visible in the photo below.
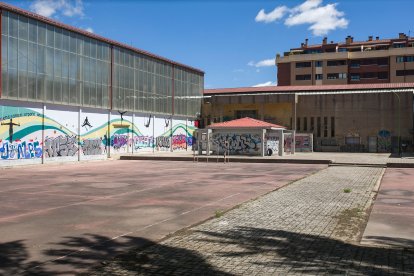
[174,66,203,117]
[1,10,203,117]
[1,11,111,108]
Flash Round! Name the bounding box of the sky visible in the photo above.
[5,0,414,89]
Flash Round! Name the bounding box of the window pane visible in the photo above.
[54,28,62,49]
[18,16,28,40]
[46,25,54,47]
[38,22,46,45]
[2,11,8,36]
[28,19,37,43]
[9,13,18,38]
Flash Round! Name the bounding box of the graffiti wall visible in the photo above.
[284,133,293,154]
[265,133,280,156]
[1,101,198,166]
[212,132,262,155]
[295,134,313,152]
[1,105,43,163]
[109,112,133,154]
[377,129,391,153]
[171,119,187,151]
[154,117,170,151]
[44,107,79,161]
[80,109,108,159]
[133,115,154,152]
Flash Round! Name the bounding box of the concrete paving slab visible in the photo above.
[0,160,325,274]
[362,168,414,248]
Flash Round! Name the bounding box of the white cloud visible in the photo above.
[255,6,288,23]
[85,27,94,33]
[253,81,277,87]
[30,0,84,18]
[248,58,275,68]
[255,0,348,36]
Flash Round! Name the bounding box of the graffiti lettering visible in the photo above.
[266,136,279,156]
[378,129,391,152]
[82,138,103,155]
[134,135,154,150]
[0,140,42,160]
[156,136,170,149]
[112,134,128,150]
[284,134,292,153]
[172,134,186,150]
[44,135,78,157]
[295,135,312,152]
[212,133,261,155]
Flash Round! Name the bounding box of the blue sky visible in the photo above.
[6,0,414,88]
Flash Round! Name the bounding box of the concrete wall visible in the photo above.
[0,99,197,166]
[203,91,414,153]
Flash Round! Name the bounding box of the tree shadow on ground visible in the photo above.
[2,228,414,275]
[0,234,230,275]
[195,227,414,275]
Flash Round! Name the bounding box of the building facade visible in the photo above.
[0,3,204,166]
[277,34,414,86]
[203,84,414,153]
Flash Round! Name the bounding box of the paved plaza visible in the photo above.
[93,165,414,276]
[0,160,324,275]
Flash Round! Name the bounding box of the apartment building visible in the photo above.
[276,33,414,86]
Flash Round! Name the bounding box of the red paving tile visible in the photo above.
[362,168,414,248]
[0,160,325,273]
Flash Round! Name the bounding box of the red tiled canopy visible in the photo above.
[207,117,286,129]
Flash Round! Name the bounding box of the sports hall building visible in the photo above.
[0,3,204,166]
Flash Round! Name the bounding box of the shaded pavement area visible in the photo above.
[362,168,414,248]
[93,166,414,275]
[0,160,324,275]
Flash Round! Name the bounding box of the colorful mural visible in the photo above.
[295,134,313,152]
[0,104,197,164]
[212,132,262,155]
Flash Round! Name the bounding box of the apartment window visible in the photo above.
[296,74,311,81]
[350,61,360,68]
[350,74,360,81]
[338,48,348,52]
[361,72,376,79]
[378,71,388,79]
[396,70,405,76]
[304,49,322,54]
[296,62,311,68]
[406,56,414,62]
[310,117,314,132]
[315,61,323,67]
[317,117,321,138]
[323,117,328,137]
[397,70,414,76]
[296,117,301,131]
[339,73,347,79]
[394,43,406,48]
[331,117,335,137]
[327,73,338,79]
[327,60,347,66]
[303,117,308,131]
[396,56,404,63]
[361,58,377,65]
[378,58,389,66]
[315,74,323,80]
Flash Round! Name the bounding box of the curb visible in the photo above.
[119,155,332,165]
